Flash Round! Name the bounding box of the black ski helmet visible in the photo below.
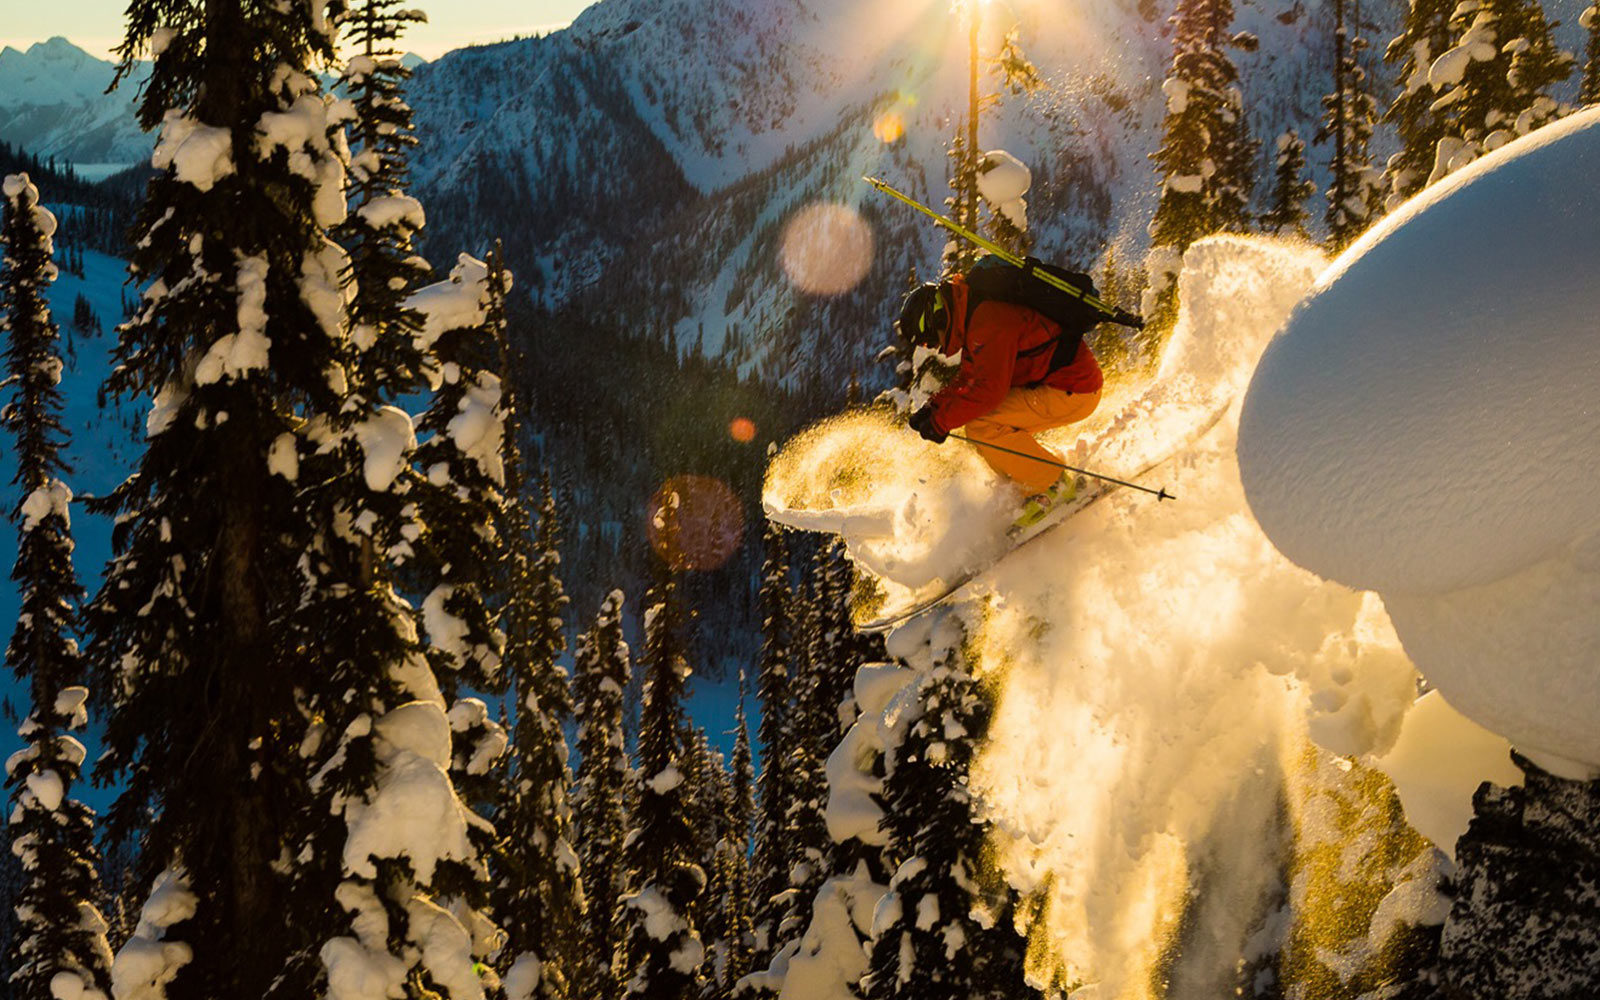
[897,282,948,349]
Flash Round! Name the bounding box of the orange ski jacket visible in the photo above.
[925,274,1103,434]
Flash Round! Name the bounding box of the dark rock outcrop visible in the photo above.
[1441,755,1600,999]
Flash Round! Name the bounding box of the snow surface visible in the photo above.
[767,235,1443,993]
[352,406,416,492]
[445,373,505,485]
[407,253,491,352]
[339,701,477,884]
[1374,691,1523,861]
[151,112,235,192]
[20,480,73,533]
[356,194,425,233]
[976,149,1031,230]
[763,866,884,1000]
[1238,107,1600,776]
[112,871,195,1000]
[194,255,270,384]
[824,664,917,846]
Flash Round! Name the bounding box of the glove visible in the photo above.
[909,405,947,444]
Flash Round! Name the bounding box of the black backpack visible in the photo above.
[961,256,1121,374]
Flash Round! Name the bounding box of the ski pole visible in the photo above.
[945,432,1175,501]
[862,175,1146,329]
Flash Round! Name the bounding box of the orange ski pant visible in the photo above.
[961,385,1103,492]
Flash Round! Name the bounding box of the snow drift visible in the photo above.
[766,236,1438,994]
[1238,106,1600,778]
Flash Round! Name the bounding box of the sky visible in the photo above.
[0,0,599,61]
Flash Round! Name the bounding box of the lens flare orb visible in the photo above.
[648,475,746,573]
[873,111,906,144]
[779,202,874,296]
[729,417,757,443]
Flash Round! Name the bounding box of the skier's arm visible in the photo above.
[928,302,1020,431]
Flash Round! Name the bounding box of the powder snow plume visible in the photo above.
[766,236,1427,995]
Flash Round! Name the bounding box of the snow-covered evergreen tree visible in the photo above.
[619,579,706,999]
[570,590,633,1000]
[496,469,583,1000]
[331,0,431,400]
[750,524,797,966]
[680,727,734,996]
[283,96,500,1000]
[1318,0,1385,250]
[1146,0,1259,328]
[487,246,580,998]
[766,578,833,957]
[863,620,1033,1000]
[1381,0,1458,209]
[1582,3,1600,104]
[86,2,368,990]
[1,172,113,1000]
[412,250,509,698]
[1259,130,1316,238]
[719,680,758,992]
[804,540,884,878]
[1424,0,1573,184]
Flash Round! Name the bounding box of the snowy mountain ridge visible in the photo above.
[0,38,152,170]
[402,0,1591,389]
[405,0,1369,385]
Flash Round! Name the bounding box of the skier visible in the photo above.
[899,269,1103,527]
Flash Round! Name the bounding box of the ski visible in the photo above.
[855,400,1233,633]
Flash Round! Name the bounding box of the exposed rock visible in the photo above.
[1440,755,1600,999]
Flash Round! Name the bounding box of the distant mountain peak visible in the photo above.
[0,37,149,169]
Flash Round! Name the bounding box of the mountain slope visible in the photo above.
[0,38,151,168]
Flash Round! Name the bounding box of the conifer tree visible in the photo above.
[681,728,735,995]
[285,120,503,1000]
[863,624,1033,1000]
[570,591,633,1000]
[489,247,580,997]
[1381,0,1458,209]
[721,680,758,990]
[619,579,706,998]
[286,245,511,1000]
[331,0,431,401]
[495,467,583,1000]
[1318,0,1385,250]
[2,172,113,1000]
[1259,130,1316,238]
[88,3,369,990]
[1147,0,1259,328]
[751,524,796,965]
[760,576,838,968]
[412,250,511,700]
[1582,4,1600,105]
[805,540,884,877]
[1425,0,1573,183]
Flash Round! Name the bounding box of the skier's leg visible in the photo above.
[963,386,1102,492]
